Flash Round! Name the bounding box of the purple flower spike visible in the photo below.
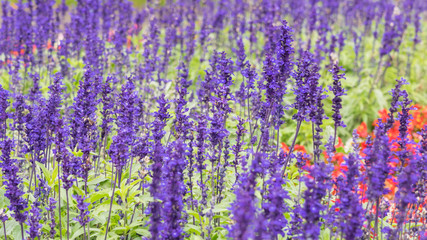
[291,51,321,123]
[276,20,294,81]
[262,153,289,237]
[73,194,92,227]
[27,202,42,240]
[0,85,9,138]
[46,197,57,238]
[334,152,365,239]
[149,94,171,240]
[329,64,347,129]
[161,140,188,239]
[300,162,333,239]
[0,138,28,224]
[228,153,263,239]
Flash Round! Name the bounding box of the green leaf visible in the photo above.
[87,176,109,186]
[70,227,85,240]
[5,220,20,238]
[190,235,205,240]
[184,224,202,235]
[36,161,52,183]
[320,228,331,240]
[89,190,109,203]
[202,201,231,214]
[133,228,151,237]
[187,210,200,220]
[0,187,8,208]
[113,226,127,234]
[51,165,59,185]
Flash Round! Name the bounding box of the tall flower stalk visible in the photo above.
[148,95,171,240]
[0,138,28,239]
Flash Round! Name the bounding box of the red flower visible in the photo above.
[280,143,306,154]
[335,137,344,148]
[294,144,306,153]
[281,143,289,153]
[384,177,397,200]
[357,122,368,138]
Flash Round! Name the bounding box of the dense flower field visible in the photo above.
[0,0,426,239]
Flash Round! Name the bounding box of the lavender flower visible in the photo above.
[212,51,235,114]
[276,20,294,81]
[114,1,133,53]
[289,201,303,237]
[380,4,399,57]
[312,87,328,160]
[364,123,392,201]
[24,104,47,163]
[234,38,247,72]
[0,1,11,62]
[70,67,99,186]
[184,12,196,63]
[160,140,187,239]
[0,85,8,139]
[300,162,333,239]
[70,67,99,150]
[416,126,427,220]
[396,89,413,156]
[34,0,54,64]
[385,78,408,132]
[394,86,418,235]
[329,64,347,131]
[262,153,289,237]
[56,121,77,190]
[0,138,27,224]
[45,72,65,145]
[291,51,321,123]
[173,63,192,141]
[232,117,247,180]
[199,51,234,111]
[46,197,57,238]
[109,77,136,171]
[11,94,27,135]
[258,54,277,118]
[28,73,42,103]
[334,134,365,239]
[228,153,263,239]
[236,59,258,108]
[195,114,208,206]
[149,94,171,240]
[99,76,114,134]
[108,132,130,171]
[73,194,92,227]
[27,202,42,239]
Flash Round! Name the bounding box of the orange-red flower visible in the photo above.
[357,122,368,138]
[280,143,306,154]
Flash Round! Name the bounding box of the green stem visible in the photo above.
[66,189,70,240]
[2,221,7,240]
[58,166,63,240]
[282,120,302,176]
[104,169,118,240]
[20,222,24,240]
[374,198,380,240]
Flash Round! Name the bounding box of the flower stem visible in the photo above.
[104,169,118,240]
[66,189,70,240]
[58,166,63,240]
[282,120,302,176]
[2,221,7,240]
[374,198,380,240]
[20,222,24,240]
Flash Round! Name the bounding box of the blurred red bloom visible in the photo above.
[357,122,368,138]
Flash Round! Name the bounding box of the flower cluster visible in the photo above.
[0,1,426,239]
